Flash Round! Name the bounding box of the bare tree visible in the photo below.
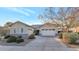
[38,7,79,32]
[4,22,13,27]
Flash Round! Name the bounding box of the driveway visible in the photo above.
[0,36,76,51]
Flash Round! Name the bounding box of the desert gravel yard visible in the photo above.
[0,36,76,51]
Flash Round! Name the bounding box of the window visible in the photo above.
[21,28,23,33]
[14,29,16,33]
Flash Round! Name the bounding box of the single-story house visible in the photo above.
[8,21,34,38]
[39,23,58,36]
[0,27,3,35]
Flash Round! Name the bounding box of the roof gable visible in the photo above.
[40,22,57,28]
[10,21,34,29]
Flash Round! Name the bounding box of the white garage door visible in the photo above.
[40,29,57,36]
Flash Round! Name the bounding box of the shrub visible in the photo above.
[6,35,24,43]
[58,32,63,39]
[7,36,17,43]
[77,32,79,34]
[62,32,71,43]
[34,30,39,35]
[28,34,35,39]
[16,38,24,43]
[68,33,79,44]
[4,35,10,39]
[18,36,22,38]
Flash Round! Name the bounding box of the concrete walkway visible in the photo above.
[0,36,76,51]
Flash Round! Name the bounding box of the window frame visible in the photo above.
[21,28,23,33]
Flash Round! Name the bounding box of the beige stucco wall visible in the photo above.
[9,23,34,35]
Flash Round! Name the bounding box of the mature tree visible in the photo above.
[1,22,13,36]
[38,7,79,32]
[60,7,79,32]
[4,22,13,27]
[38,7,58,23]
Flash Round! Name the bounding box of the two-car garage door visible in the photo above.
[40,29,57,36]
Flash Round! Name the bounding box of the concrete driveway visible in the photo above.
[0,36,76,51]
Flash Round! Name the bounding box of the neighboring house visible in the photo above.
[0,27,3,35]
[0,26,3,32]
[8,21,34,38]
[39,23,58,36]
[32,25,42,30]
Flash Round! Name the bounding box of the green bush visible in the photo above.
[4,35,10,39]
[28,34,35,39]
[77,32,79,34]
[7,36,17,43]
[34,30,39,35]
[68,33,79,44]
[16,38,24,43]
[18,36,22,38]
[6,35,24,43]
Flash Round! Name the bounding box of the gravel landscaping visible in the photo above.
[0,37,35,46]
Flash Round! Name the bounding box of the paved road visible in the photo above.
[0,36,76,51]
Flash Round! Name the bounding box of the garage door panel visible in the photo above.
[40,30,57,36]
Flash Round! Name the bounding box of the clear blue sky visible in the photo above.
[0,7,46,26]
